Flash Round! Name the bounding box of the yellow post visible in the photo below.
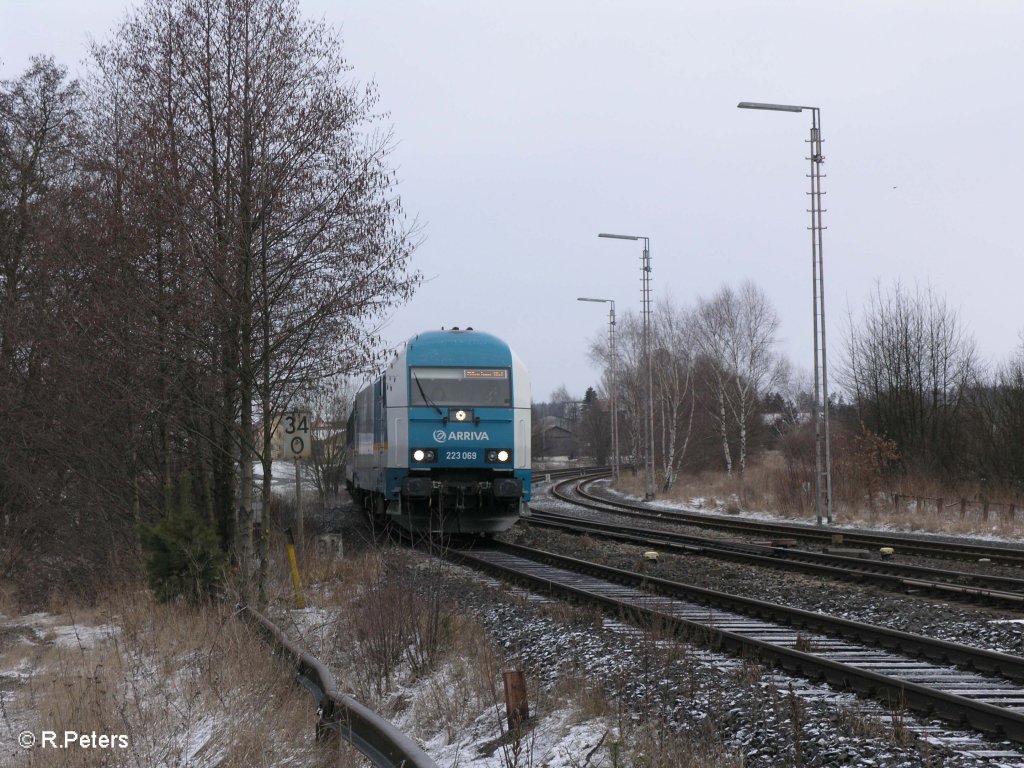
[285,527,305,609]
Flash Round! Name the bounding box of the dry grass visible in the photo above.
[1,593,343,768]
[295,545,494,708]
[620,723,742,768]
[281,540,755,767]
[619,455,1024,538]
[5,522,774,768]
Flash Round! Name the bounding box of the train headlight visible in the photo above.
[497,449,510,463]
[411,448,436,463]
[485,448,512,463]
[448,407,475,423]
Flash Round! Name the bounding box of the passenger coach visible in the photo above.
[345,328,531,533]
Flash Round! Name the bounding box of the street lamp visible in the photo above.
[577,297,619,479]
[738,100,833,525]
[598,233,655,501]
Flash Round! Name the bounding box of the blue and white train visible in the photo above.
[345,328,531,534]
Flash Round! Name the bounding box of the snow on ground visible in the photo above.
[410,692,612,768]
[598,479,1024,545]
[0,604,332,768]
[1,612,119,759]
[9,474,1018,767]
[46,621,119,648]
[283,600,621,768]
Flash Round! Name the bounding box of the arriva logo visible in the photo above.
[433,430,490,443]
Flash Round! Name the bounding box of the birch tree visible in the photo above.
[651,299,695,491]
[692,281,786,477]
[588,302,697,487]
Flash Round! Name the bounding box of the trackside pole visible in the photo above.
[285,527,305,609]
[503,670,530,733]
[295,458,303,551]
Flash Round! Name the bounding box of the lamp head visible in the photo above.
[737,101,804,112]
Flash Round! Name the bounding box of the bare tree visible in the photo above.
[690,293,734,475]
[587,301,697,488]
[691,281,787,477]
[590,312,645,473]
[87,0,419,600]
[840,280,978,475]
[301,375,356,507]
[650,298,695,491]
[969,335,1024,488]
[0,57,102,597]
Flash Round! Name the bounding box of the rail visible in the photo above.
[561,475,1024,566]
[526,508,1024,609]
[241,604,437,768]
[450,542,1024,744]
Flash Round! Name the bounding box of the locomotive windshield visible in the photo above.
[410,367,512,407]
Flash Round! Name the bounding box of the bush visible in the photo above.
[142,474,225,602]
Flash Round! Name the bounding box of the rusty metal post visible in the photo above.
[503,670,529,733]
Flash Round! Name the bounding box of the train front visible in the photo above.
[393,329,531,533]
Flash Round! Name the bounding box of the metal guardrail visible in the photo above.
[241,605,437,768]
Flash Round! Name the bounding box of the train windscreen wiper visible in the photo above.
[412,373,444,417]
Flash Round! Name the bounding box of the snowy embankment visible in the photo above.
[1,598,328,767]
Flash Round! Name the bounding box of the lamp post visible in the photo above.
[577,297,618,479]
[737,101,833,525]
[598,233,655,500]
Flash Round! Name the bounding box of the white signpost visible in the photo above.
[280,411,312,460]
[277,410,311,550]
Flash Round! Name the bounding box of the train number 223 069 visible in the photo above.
[446,450,478,460]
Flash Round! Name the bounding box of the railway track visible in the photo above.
[552,474,1024,568]
[525,507,1024,610]
[448,540,1024,746]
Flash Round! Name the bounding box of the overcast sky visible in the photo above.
[4,1,1022,402]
